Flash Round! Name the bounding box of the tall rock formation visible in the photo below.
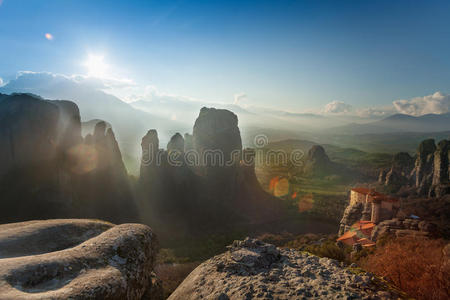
[0,93,136,223]
[193,107,242,167]
[74,121,137,222]
[383,152,414,189]
[0,94,60,177]
[413,139,436,194]
[167,132,185,153]
[379,139,449,197]
[138,107,282,237]
[184,133,194,152]
[303,145,333,177]
[430,139,450,197]
[338,202,364,236]
[138,130,199,234]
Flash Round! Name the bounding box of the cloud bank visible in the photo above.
[2,70,449,134]
[393,92,450,116]
[323,101,353,114]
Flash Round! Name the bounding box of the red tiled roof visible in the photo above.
[352,221,375,229]
[337,233,376,247]
[361,223,375,230]
[351,188,373,195]
[337,231,356,241]
[358,238,376,247]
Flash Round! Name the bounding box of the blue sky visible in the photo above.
[1,0,450,113]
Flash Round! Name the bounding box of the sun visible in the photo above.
[84,54,109,78]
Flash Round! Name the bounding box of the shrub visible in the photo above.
[256,232,295,246]
[361,236,449,300]
[155,262,200,299]
[303,240,351,263]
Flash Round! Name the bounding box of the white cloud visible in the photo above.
[3,71,136,96]
[0,77,3,87]
[355,106,396,118]
[233,93,247,105]
[393,92,450,116]
[323,100,353,114]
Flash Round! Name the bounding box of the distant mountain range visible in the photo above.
[329,113,450,135]
[2,72,449,167]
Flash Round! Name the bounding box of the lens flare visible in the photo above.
[269,176,290,197]
[298,193,314,212]
[45,33,54,40]
[67,144,98,174]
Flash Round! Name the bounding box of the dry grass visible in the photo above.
[361,236,450,300]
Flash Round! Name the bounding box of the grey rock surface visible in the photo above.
[0,219,161,300]
[371,218,436,241]
[0,93,137,224]
[167,133,185,153]
[169,238,397,300]
[338,202,363,236]
[379,138,449,197]
[193,107,242,169]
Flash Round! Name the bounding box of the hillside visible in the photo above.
[329,113,450,135]
[264,139,393,169]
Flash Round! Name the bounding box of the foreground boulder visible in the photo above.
[169,238,399,300]
[0,219,162,299]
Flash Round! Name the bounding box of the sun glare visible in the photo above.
[84,54,109,78]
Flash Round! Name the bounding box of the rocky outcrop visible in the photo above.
[415,139,450,197]
[302,145,354,182]
[0,219,162,299]
[378,170,387,184]
[184,133,194,152]
[414,139,436,186]
[0,93,137,224]
[167,133,184,153]
[379,139,449,197]
[431,140,450,193]
[138,108,282,237]
[338,202,363,236]
[169,238,399,299]
[303,145,333,177]
[0,94,60,177]
[371,217,438,241]
[75,121,137,222]
[385,152,414,187]
[378,152,414,191]
[139,130,195,208]
[193,107,242,169]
